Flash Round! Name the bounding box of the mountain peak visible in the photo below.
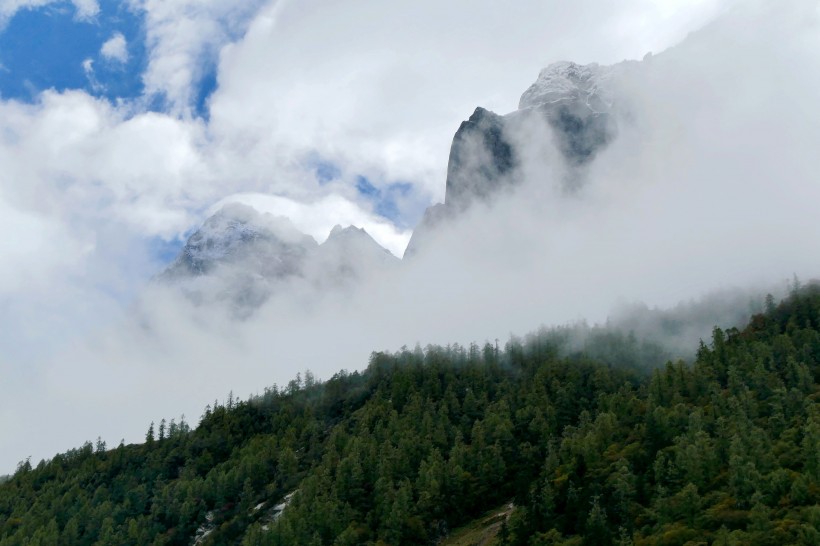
[202,203,315,247]
[410,58,632,256]
[327,224,367,241]
[161,204,316,280]
[518,60,615,112]
[210,202,260,222]
[322,224,395,260]
[158,209,396,311]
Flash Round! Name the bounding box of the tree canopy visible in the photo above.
[2,286,820,545]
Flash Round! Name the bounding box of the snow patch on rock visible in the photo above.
[518,61,619,113]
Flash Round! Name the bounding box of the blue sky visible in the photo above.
[355,177,417,230]
[0,1,223,117]
[0,0,420,266]
[0,2,146,104]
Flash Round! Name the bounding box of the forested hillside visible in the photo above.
[2,287,820,545]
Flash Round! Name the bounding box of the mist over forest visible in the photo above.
[2,2,820,543]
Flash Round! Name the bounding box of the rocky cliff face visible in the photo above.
[406,60,630,257]
[520,61,623,169]
[444,107,517,211]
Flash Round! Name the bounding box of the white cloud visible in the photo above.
[0,198,83,296]
[128,0,268,113]
[0,0,101,22]
[101,32,128,63]
[0,0,51,25]
[71,0,98,20]
[0,90,210,236]
[0,0,97,27]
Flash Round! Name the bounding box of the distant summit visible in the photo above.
[518,60,617,111]
[159,204,397,313]
[406,59,634,257]
[446,60,622,210]
[162,203,316,280]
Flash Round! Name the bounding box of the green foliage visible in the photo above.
[2,286,820,544]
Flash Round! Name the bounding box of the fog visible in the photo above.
[3,0,820,472]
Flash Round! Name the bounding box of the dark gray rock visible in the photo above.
[444,107,517,211]
[407,60,627,256]
[543,102,614,168]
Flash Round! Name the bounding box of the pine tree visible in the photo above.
[145,422,155,446]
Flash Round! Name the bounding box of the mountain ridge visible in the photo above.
[405,58,629,258]
[158,202,398,311]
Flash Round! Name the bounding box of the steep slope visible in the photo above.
[2,287,819,545]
